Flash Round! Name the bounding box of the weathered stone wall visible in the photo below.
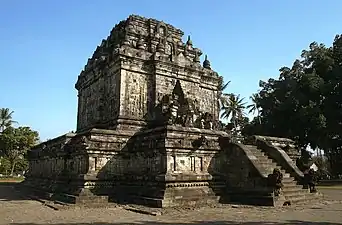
[120,69,149,121]
[213,142,269,192]
[80,128,166,178]
[27,128,165,183]
[65,127,228,181]
[159,126,228,207]
[163,127,224,176]
[76,62,121,131]
[27,133,76,179]
[154,66,219,121]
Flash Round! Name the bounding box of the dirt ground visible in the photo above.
[1,183,342,225]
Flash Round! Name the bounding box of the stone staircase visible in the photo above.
[244,144,321,205]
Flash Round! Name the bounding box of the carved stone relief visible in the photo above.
[154,80,218,129]
[125,72,148,119]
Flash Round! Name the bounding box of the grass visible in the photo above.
[0,177,24,183]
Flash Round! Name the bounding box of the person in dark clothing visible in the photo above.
[268,168,283,196]
[307,168,317,193]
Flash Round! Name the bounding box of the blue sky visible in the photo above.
[0,1,341,141]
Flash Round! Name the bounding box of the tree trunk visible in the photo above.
[232,119,237,136]
[10,161,16,177]
[257,109,261,124]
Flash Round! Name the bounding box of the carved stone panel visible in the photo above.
[123,71,148,119]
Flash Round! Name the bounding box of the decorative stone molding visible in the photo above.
[166,182,210,188]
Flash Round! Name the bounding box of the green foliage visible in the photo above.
[221,93,247,129]
[217,76,231,113]
[14,157,29,174]
[0,156,25,176]
[246,34,342,176]
[0,109,39,176]
[0,157,11,175]
[312,156,327,170]
[0,108,17,132]
[217,77,249,135]
[246,94,261,119]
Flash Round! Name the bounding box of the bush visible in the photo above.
[0,157,28,176]
[0,157,11,175]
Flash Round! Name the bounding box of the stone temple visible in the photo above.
[24,15,321,207]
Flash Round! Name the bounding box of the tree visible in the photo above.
[221,93,247,131]
[247,34,342,176]
[0,108,17,132]
[0,126,39,175]
[247,93,261,124]
[217,76,231,112]
[0,157,11,175]
[296,149,312,172]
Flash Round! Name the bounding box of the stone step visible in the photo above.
[258,163,285,172]
[257,162,278,168]
[245,144,310,206]
[283,182,298,187]
[255,157,269,163]
[248,150,266,157]
[244,145,257,149]
[282,185,305,191]
[251,151,267,157]
[261,166,289,174]
[245,145,264,151]
[255,157,271,162]
[284,194,307,201]
[256,157,276,164]
[264,168,289,175]
[285,195,306,204]
[284,193,322,205]
[283,177,296,182]
[283,181,297,187]
[260,171,291,179]
[282,189,308,196]
[283,184,301,190]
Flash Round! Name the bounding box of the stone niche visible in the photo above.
[25,15,229,208]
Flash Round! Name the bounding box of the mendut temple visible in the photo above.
[23,15,321,208]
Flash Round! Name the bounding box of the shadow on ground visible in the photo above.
[0,182,30,201]
[9,221,342,225]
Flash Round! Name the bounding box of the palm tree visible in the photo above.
[247,93,261,124]
[220,94,247,130]
[0,108,17,132]
[217,76,231,112]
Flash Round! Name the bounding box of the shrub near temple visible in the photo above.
[0,108,39,176]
